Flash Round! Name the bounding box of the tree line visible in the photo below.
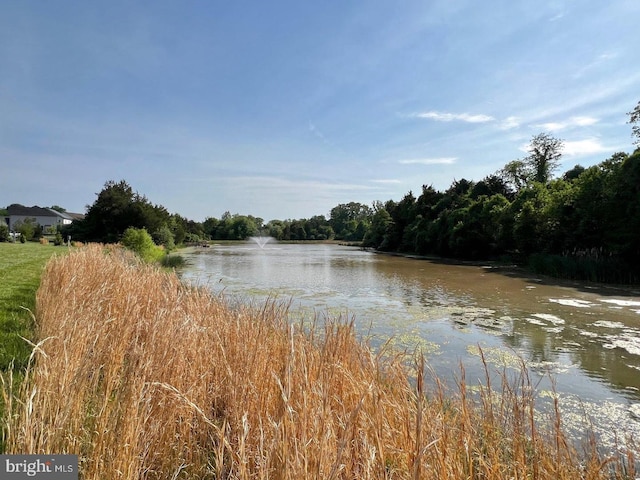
[6,102,640,282]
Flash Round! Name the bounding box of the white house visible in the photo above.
[5,204,81,233]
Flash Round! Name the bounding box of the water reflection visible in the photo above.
[179,243,640,444]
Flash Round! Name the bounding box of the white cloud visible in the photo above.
[398,157,457,165]
[414,111,494,123]
[563,138,613,156]
[535,116,598,131]
[500,116,520,130]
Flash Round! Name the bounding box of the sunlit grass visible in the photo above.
[2,244,637,478]
[0,242,64,371]
[0,242,67,452]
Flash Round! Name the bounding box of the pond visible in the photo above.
[178,241,640,449]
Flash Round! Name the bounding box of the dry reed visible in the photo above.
[2,244,636,479]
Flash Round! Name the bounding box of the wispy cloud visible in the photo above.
[573,51,619,79]
[309,122,329,143]
[534,116,598,131]
[549,12,565,22]
[371,178,402,184]
[413,111,494,123]
[499,116,520,130]
[398,157,457,165]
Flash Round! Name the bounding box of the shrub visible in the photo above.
[120,227,164,263]
[0,223,9,242]
[160,254,185,268]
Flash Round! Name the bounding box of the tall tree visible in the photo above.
[70,180,170,243]
[499,133,564,191]
[526,132,564,183]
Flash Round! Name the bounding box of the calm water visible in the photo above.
[179,242,640,447]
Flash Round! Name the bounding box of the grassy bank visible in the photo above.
[0,242,65,372]
[0,242,66,451]
[3,244,637,479]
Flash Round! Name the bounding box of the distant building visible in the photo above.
[5,204,84,232]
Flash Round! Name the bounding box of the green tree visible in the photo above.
[152,224,176,251]
[230,216,259,240]
[362,203,392,248]
[499,160,530,193]
[266,220,285,240]
[168,214,187,245]
[383,192,416,251]
[71,180,172,243]
[499,133,564,191]
[329,202,373,240]
[202,217,220,239]
[527,133,564,183]
[563,165,585,182]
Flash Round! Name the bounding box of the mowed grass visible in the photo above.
[4,243,638,479]
[0,242,64,372]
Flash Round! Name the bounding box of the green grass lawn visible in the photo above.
[0,242,65,371]
[0,241,67,452]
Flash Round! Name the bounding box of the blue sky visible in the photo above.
[1,1,639,222]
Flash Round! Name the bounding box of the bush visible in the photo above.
[54,232,63,246]
[120,227,164,263]
[0,223,9,242]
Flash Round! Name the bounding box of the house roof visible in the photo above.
[7,204,57,217]
[7,204,83,221]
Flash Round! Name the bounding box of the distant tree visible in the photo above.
[362,205,392,249]
[499,159,531,193]
[49,205,66,213]
[628,100,640,146]
[202,217,220,239]
[230,216,259,239]
[471,175,512,199]
[266,219,285,240]
[289,220,307,240]
[329,202,373,240]
[383,192,416,251]
[305,215,334,240]
[499,133,564,191]
[563,164,585,182]
[527,132,564,183]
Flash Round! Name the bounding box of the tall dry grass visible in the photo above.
[2,244,636,479]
